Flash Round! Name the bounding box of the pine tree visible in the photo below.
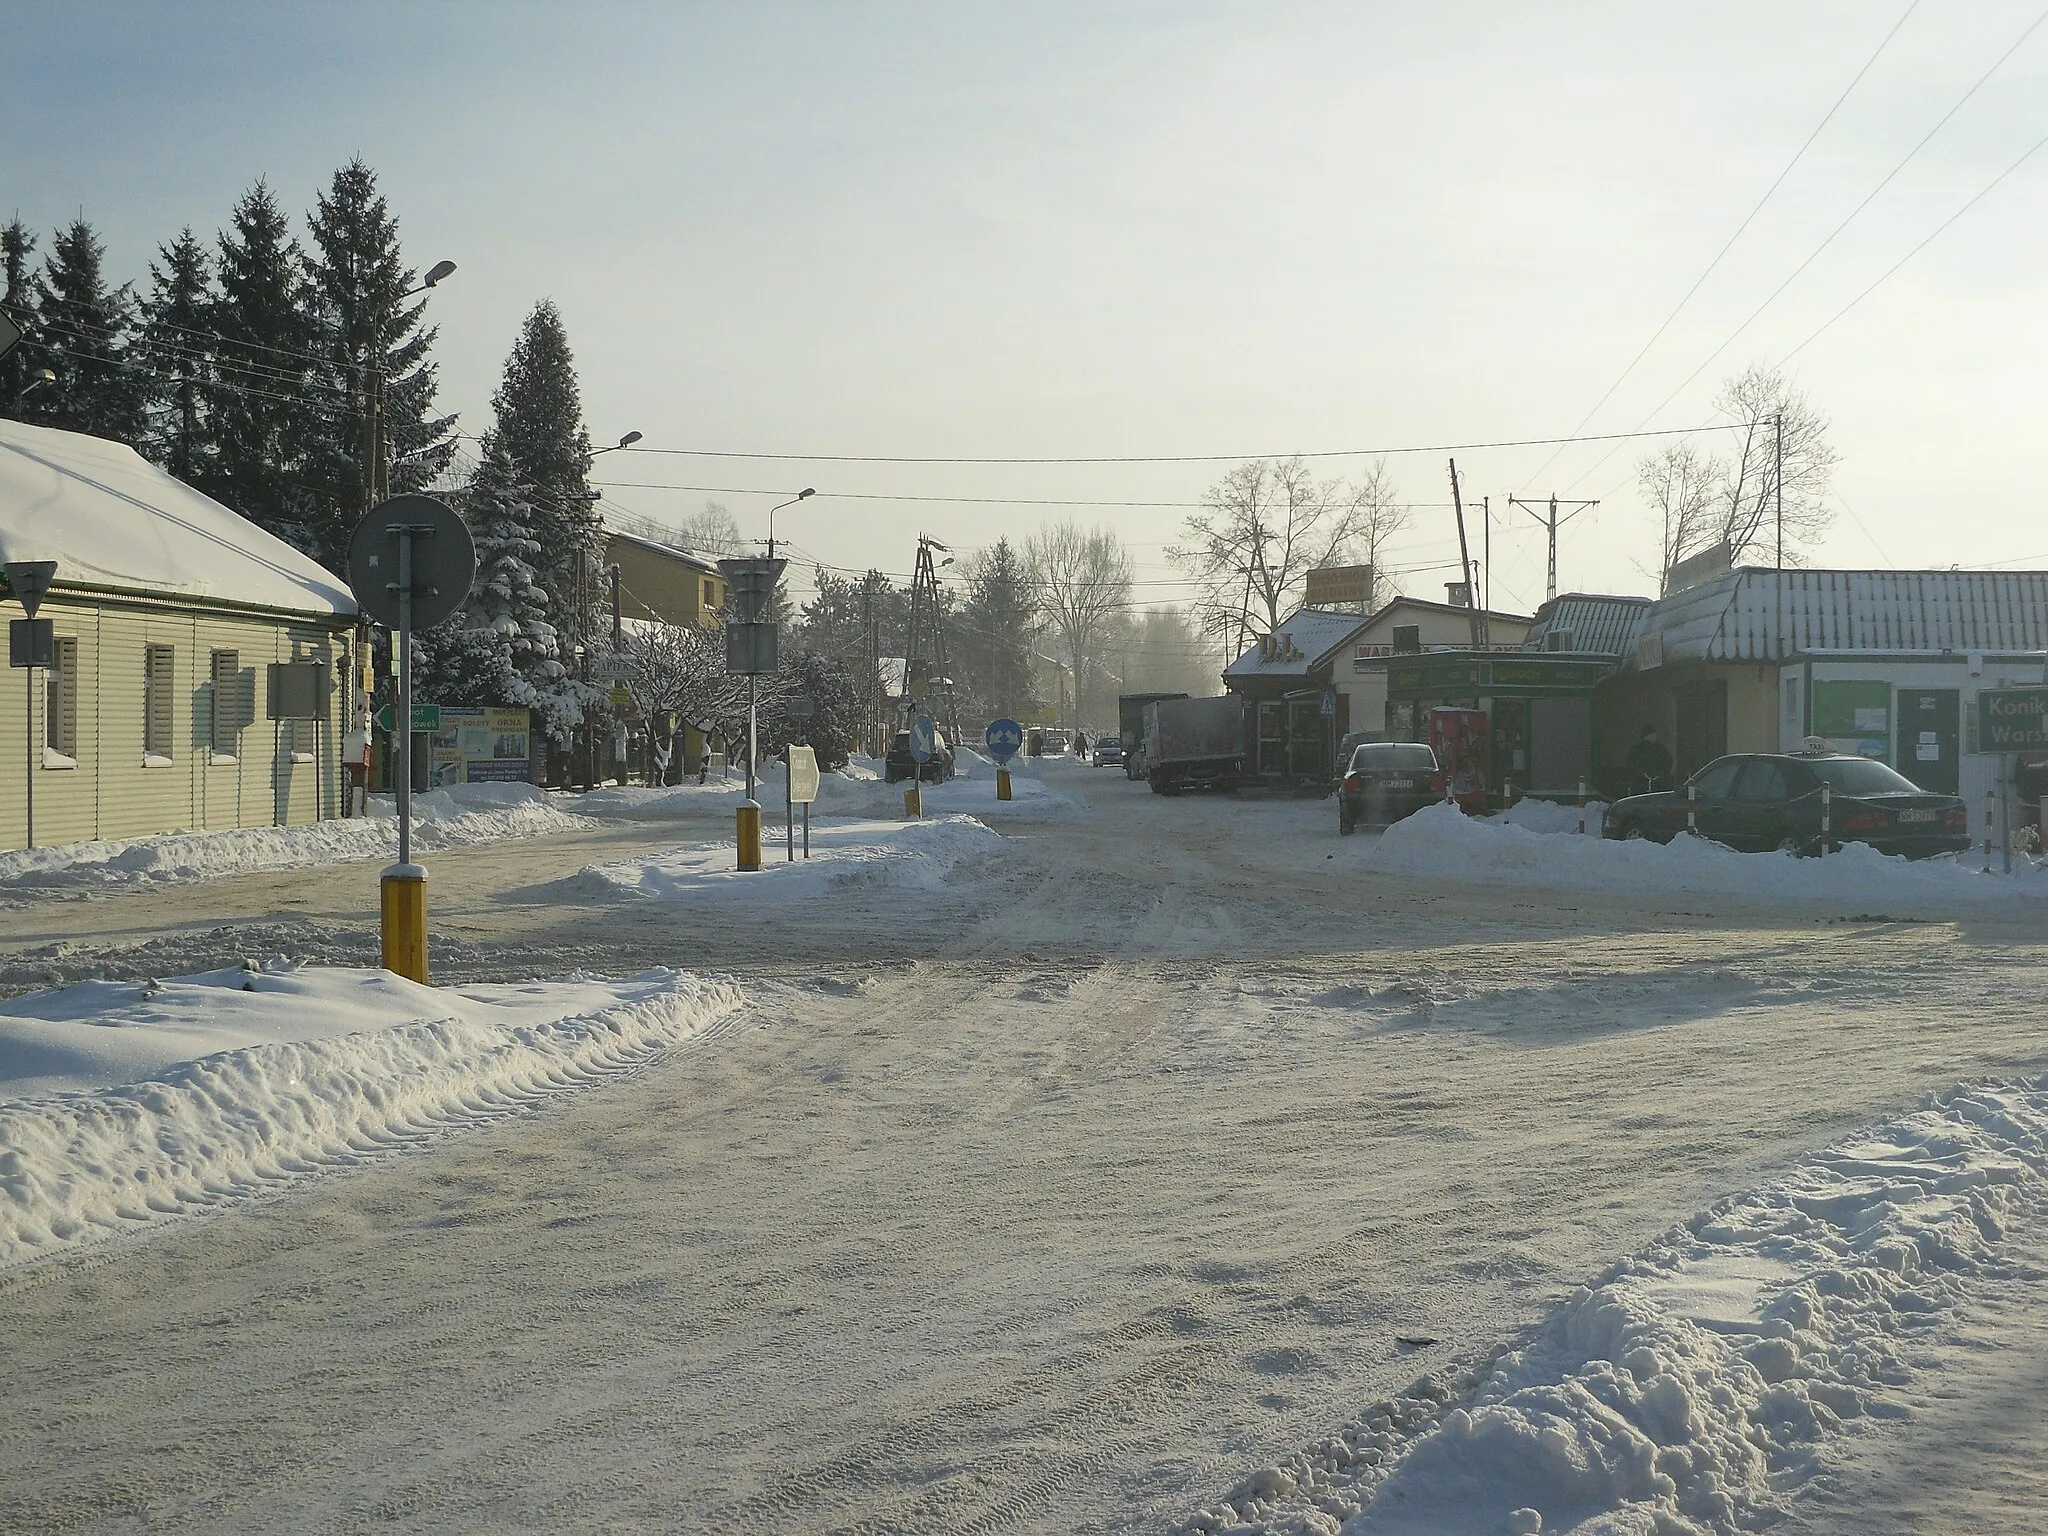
[491,301,598,653]
[201,181,320,553]
[304,159,456,570]
[17,219,147,440]
[134,228,214,482]
[466,432,562,690]
[957,538,1040,718]
[0,217,38,408]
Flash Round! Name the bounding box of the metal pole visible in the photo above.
[785,750,794,862]
[396,530,413,868]
[803,800,810,858]
[23,664,33,851]
[1775,412,1784,570]
[746,673,757,802]
[2002,754,2013,875]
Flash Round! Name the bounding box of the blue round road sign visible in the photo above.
[910,713,938,763]
[984,717,1023,763]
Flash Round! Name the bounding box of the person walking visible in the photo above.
[1625,724,1673,795]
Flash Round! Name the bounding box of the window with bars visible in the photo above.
[45,636,78,759]
[144,645,175,760]
[210,649,242,758]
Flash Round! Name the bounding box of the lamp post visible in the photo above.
[590,430,643,459]
[765,487,814,561]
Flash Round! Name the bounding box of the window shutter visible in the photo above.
[211,649,240,755]
[55,637,78,756]
[146,646,175,757]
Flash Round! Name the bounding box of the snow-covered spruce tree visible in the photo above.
[492,301,599,654]
[134,228,215,484]
[488,300,604,746]
[303,159,457,572]
[759,650,865,770]
[16,218,148,441]
[0,218,39,408]
[199,181,321,554]
[957,537,1040,721]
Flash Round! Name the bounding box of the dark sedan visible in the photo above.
[1338,742,1445,834]
[884,729,955,785]
[1603,751,1969,858]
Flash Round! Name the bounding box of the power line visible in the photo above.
[590,477,1458,512]
[622,421,1742,468]
[1777,123,2048,364]
[1559,4,2048,499]
[1516,0,1919,493]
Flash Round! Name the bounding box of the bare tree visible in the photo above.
[1168,455,1399,644]
[1636,441,1720,594]
[1330,458,1408,610]
[668,499,750,558]
[1024,521,1132,729]
[1709,366,1838,565]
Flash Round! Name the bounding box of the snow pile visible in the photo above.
[0,965,739,1268]
[578,814,1004,901]
[577,759,1087,822]
[0,783,596,899]
[1367,801,2046,910]
[1488,798,1609,835]
[1175,1080,2048,1536]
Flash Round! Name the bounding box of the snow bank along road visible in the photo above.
[4,763,2048,1533]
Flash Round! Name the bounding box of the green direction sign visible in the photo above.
[1976,688,2048,752]
[374,703,441,733]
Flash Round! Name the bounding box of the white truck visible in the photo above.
[1142,695,1248,795]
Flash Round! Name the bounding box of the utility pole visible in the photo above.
[1508,494,1599,604]
[1478,496,1491,650]
[1448,460,1480,649]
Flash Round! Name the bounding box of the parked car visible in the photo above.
[1602,751,1969,857]
[884,728,956,784]
[1331,728,1388,784]
[1092,736,1124,767]
[1337,742,1446,834]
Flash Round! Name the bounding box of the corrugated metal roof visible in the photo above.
[1522,593,1652,656]
[1629,568,2048,667]
[1222,607,1372,678]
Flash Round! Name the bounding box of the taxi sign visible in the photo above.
[984,717,1023,763]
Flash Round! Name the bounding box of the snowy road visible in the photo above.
[4,763,2048,1532]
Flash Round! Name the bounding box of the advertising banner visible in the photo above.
[428,706,534,786]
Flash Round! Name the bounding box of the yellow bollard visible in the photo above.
[904,783,922,818]
[996,767,1012,801]
[379,864,429,983]
[737,799,762,871]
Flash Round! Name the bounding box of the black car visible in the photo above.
[1602,751,1969,858]
[884,728,955,784]
[1337,742,1445,834]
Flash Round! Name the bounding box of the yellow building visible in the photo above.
[0,421,357,852]
[604,530,725,628]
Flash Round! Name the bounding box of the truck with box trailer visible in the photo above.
[1141,695,1248,794]
[1117,691,1189,780]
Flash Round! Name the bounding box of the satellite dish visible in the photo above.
[346,495,476,631]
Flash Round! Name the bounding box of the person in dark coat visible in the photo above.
[1625,724,1673,794]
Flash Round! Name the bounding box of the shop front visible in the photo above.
[1384,651,1614,806]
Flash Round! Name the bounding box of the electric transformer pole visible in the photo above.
[1507,494,1599,604]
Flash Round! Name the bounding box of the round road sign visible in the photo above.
[909,714,937,763]
[984,717,1023,763]
[346,495,476,631]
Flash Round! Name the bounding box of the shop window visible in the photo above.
[45,636,78,761]
[144,645,175,761]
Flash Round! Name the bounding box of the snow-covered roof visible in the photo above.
[0,421,354,618]
[1223,607,1372,679]
[604,528,721,575]
[1523,593,1652,656]
[1629,567,2048,668]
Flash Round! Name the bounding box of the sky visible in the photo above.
[7,0,2048,622]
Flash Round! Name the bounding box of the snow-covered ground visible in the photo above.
[0,781,596,901]
[576,813,1004,901]
[576,751,1090,823]
[0,964,738,1268]
[1362,800,2048,913]
[1175,1078,2048,1535]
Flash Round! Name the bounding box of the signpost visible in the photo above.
[374,703,442,733]
[3,560,58,851]
[985,716,1022,802]
[717,556,786,871]
[905,713,936,818]
[788,744,820,859]
[346,496,476,983]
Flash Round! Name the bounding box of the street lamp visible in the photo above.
[589,430,642,458]
[765,486,815,561]
[14,367,54,403]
